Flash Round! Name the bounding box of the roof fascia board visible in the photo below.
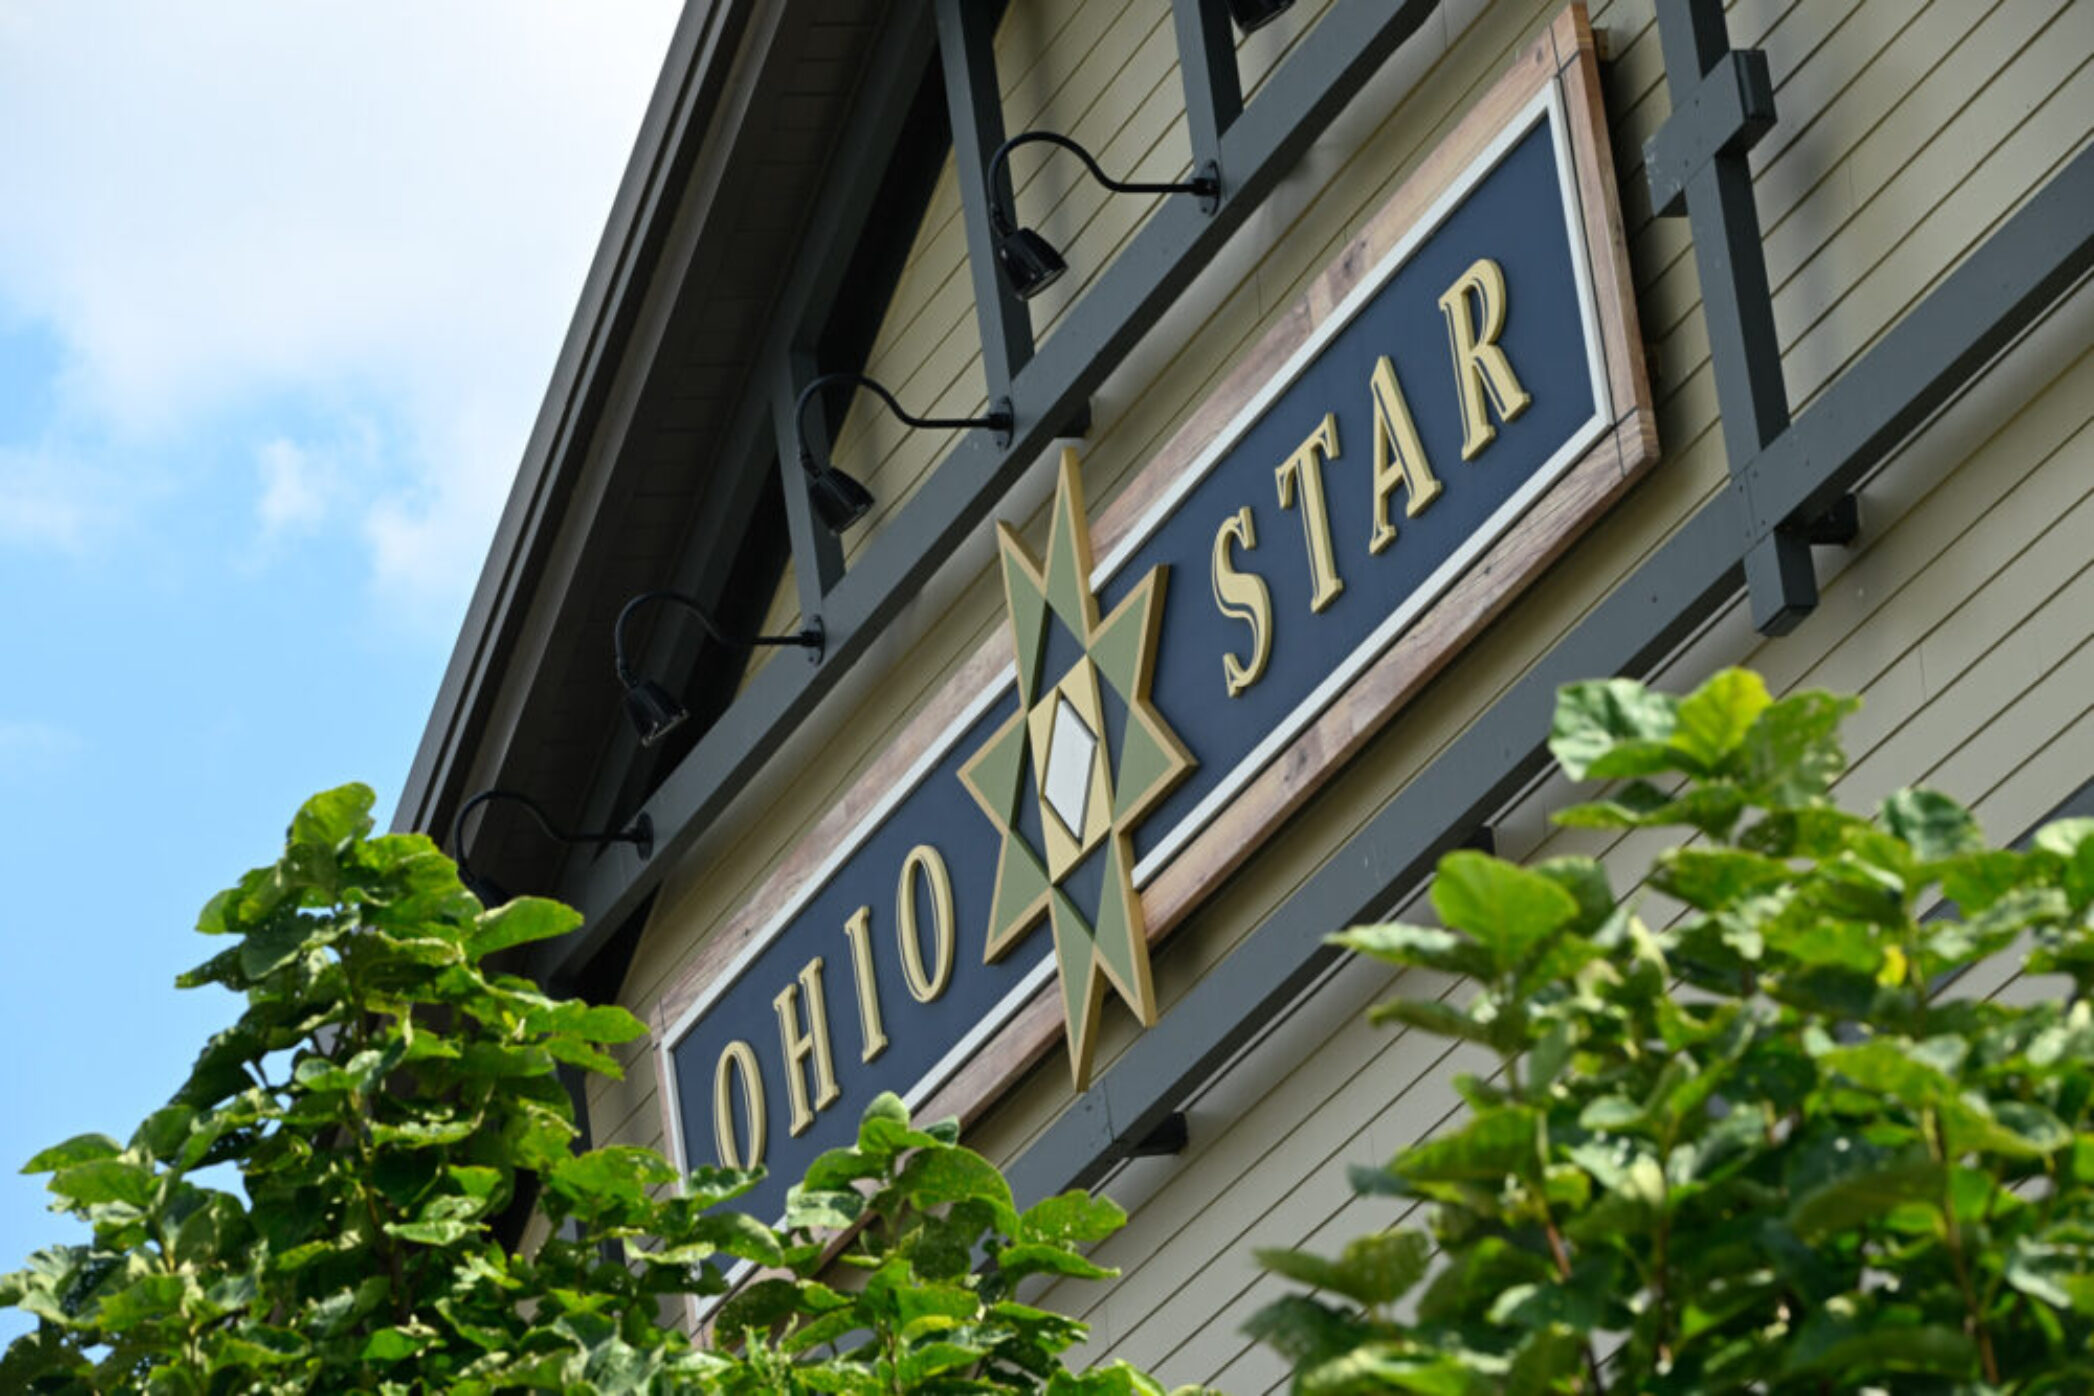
[395,0,766,837]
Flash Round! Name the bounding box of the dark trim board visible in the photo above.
[1001,139,2094,1209]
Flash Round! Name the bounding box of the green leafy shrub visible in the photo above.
[0,785,1172,1394]
[699,1092,1184,1395]
[1249,669,2094,1394]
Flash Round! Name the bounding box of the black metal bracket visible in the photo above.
[1128,1111,1190,1158]
[1805,494,1861,547]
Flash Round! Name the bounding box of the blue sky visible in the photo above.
[0,2,681,1339]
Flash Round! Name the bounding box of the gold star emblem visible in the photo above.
[959,449,1195,1088]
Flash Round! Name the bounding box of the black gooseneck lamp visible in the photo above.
[449,788,653,908]
[614,589,824,747]
[1226,0,1296,33]
[986,131,1221,300]
[792,371,1014,533]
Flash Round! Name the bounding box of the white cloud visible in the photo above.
[0,1,682,615]
[255,437,334,539]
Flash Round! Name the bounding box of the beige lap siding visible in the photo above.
[595,0,2094,1367]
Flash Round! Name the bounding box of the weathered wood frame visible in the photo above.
[649,5,1652,1159]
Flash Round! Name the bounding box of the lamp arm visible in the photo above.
[793,372,1013,473]
[986,130,1220,231]
[449,788,651,861]
[613,589,819,684]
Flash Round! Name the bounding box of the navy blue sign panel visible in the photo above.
[661,85,1611,1221]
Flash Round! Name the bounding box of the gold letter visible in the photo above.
[1439,257,1530,460]
[712,1040,766,1170]
[772,958,841,1138]
[1274,411,1344,611]
[840,905,888,1063]
[1210,506,1272,697]
[896,845,955,1003]
[1367,355,1442,553]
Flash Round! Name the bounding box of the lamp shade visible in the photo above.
[624,676,690,747]
[809,464,875,534]
[996,225,1067,300]
[1225,0,1294,32]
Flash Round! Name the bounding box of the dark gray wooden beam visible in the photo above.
[1173,0,1244,167]
[936,0,1033,400]
[774,349,846,614]
[1646,0,1805,635]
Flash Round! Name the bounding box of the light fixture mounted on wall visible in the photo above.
[986,131,1221,300]
[448,788,653,908]
[614,589,823,747]
[1225,0,1296,34]
[793,371,1013,533]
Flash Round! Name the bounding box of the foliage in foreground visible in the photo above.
[1251,669,2094,1394]
[0,785,1172,1394]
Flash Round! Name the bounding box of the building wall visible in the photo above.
[591,0,2093,1384]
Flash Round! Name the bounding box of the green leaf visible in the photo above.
[465,897,582,959]
[1429,852,1577,965]
[1788,1154,1945,1236]
[527,1001,648,1044]
[359,1326,425,1363]
[545,1147,678,1210]
[1396,1108,1540,1184]
[997,1242,1117,1282]
[783,1186,865,1233]
[1533,857,1615,935]
[714,1277,807,1339]
[1548,678,1681,780]
[898,1144,1017,1227]
[1880,787,1984,862]
[1254,1230,1429,1307]
[289,783,375,851]
[1020,1191,1126,1246]
[1781,1313,1975,1379]
[48,1158,154,1209]
[684,1212,785,1268]
[2004,1237,2087,1312]
[1240,1293,1376,1369]
[1671,668,1771,770]
[1738,690,1859,806]
[1651,847,1791,910]
[21,1133,122,1174]
[895,1340,983,1385]
[1367,996,1503,1050]
[1331,923,1496,979]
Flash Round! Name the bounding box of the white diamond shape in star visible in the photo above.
[1043,696,1098,836]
